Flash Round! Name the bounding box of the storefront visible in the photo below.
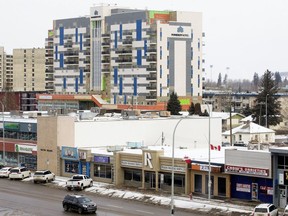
[225,149,273,203]
[270,147,288,208]
[114,148,190,194]
[190,162,230,198]
[93,154,113,183]
[61,146,91,177]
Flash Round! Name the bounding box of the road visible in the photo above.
[0,178,201,216]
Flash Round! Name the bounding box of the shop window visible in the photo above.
[218,177,226,197]
[194,174,202,193]
[94,164,112,179]
[163,173,185,187]
[65,161,79,174]
[124,169,142,182]
[278,156,285,169]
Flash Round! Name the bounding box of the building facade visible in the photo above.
[13,48,46,92]
[51,17,91,94]
[0,47,13,91]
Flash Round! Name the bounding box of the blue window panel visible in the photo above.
[160,46,162,60]
[63,77,67,89]
[114,31,118,48]
[144,40,147,56]
[160,28,162,41]
[75,28,78,43]
[160,84,162,97]
[160,65,162,78]
[80,33,83,51]
[85,162,90,177]
[191,32,193,41]
[136,20,142,41]
[80,69,83,84]
[137,49,142,66]
[119,24,122,40]
[55,46,58,60]
[191,84,193,96]
[75,78,79,93]
[124,95,127,104]
[198,39,200,50]
[198,57,200,70]
[191,65,193,78]
[60,53,64,68]
[133,77,137,96]
[167,56,169,69]
[191,47,193,60]
[59,27,64,45]
[198,75,200,87]
[119,76,123,95]
[167,75,170,87]
[114,68,118,85]
[167,41,169,50]
[114,94,116,104]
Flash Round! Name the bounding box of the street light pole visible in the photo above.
[265,94,269,128]
[206,103,211,201]
[171,117,185,216]
[0,102,4,165]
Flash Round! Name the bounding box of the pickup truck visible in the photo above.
[66,175,93,191]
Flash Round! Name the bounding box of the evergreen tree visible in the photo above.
[167,91,182,115]
[223,74,228,86]
[241,104,253,117]
[253,72,259,90]
[188,102,195,115]
[194,103,202,115]
[252,70,281,127]
[274,71,282,86]
[217,73,222,87]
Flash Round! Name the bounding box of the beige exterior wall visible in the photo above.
[13,48,45,91]
[37,116,75,176]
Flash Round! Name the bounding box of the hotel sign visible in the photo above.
[160,165,185,173]
[225,165,269,177]
[121,160,142,167]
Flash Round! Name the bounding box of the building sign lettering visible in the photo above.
[225,165,269,177]
[144,152,153,169]
[15,144,37,154]
[160,165,185,172]
[236,183,251,193]
[94,156,110,163]
[121,160,142,167]
[61,146,79,161]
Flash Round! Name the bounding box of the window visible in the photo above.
[265,134,268,141]
[124,169,141,182]
[239,135,242,141]
[278,156,284,169]
[94,164,112,179]
[65,161,79,173]
[194,174,202,193]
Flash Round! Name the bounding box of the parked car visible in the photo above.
[234,141,248,147]
[9,167,31,180]
[66,174,93,191]
[33,170,55,183]
[283,205,288,216]
[62,194,97,214]
[252,203,278,216]
[0,167,12,177]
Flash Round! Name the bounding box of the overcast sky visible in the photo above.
[1,0,288,81]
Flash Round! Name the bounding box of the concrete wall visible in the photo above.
[74,116,222,149]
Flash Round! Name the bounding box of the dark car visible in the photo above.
[62,194,97,214]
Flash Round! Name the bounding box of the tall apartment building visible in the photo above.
[48,5,203,106]
[13,48,46,92]
[45,30,54,92]
[90,6,203,105]
[0,47,13,91]
[51,17,91,94]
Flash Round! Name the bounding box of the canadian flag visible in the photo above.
[183,155,192,164]
[210,144,221,151]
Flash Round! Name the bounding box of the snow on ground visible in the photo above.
[23,176,254,215]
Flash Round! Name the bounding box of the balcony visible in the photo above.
[146,86,157,90]
[115,57,132,63]
[101,50,110,55]
[146,30,157,35]
[146,67,157,71]
[64,51,79,56]
[146,57,157,62]
[115,49,132,54]
[146,95,157,100]
[146,76,157,81]
[123,32,132,36]
[102,33,110,38]
[101,42,110,46]
[147,48,157,53]
[123,39,133,45]
[101,59,110,63]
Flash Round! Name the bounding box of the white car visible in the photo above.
[33,170,55,183]
[0,167,12,177]
[9,167,31,180]
[252,203,278,216]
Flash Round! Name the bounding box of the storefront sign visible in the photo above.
[15,144,37,154]
[236,183,251,193]
[79,151,87,160]
[160,165,185,172]
[121,160,142,167]
[191,163,221,173]
[267,187,273,195]
[144,152,153,169]
[94,156,110,163]
[61,146,79,161]
[225,165,269,177]
[5,122,20,131]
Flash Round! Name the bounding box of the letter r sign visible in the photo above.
[144,152,153,169]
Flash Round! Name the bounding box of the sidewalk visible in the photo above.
[26,176,255,215]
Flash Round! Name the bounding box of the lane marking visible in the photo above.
[136,210,154,214]
[107,205,124,209]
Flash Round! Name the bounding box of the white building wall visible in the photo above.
[74,117,222,149]
[174,40,187,95]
